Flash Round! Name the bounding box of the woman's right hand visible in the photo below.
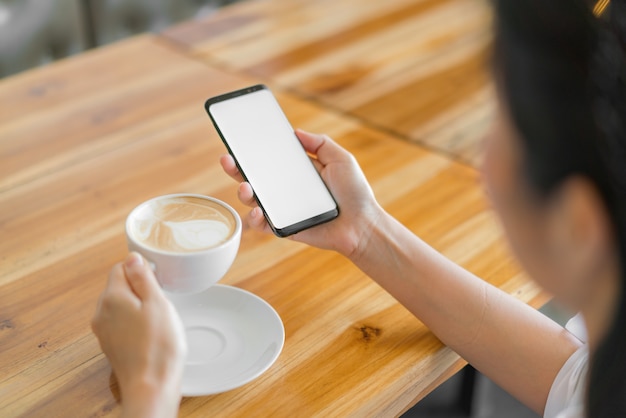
[92,253,186,418]
[220,129,384,259]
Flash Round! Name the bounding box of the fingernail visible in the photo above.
[125,252,144,267]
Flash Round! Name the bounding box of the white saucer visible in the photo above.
[166,284,284,396]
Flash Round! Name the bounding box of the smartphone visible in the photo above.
[205,84,339,237]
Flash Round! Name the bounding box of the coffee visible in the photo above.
[128,196,236,253]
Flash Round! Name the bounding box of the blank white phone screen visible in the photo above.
[209,89,336,230]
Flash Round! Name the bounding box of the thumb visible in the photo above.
[123,252,161,301]
[295,129,352,165]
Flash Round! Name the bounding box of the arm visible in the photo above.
[352,208,581,415]
[222,130,581,415]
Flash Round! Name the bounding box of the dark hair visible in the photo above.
[493,0,626,416]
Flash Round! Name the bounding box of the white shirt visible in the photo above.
[543,313,588,418]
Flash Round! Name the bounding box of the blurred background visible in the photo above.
[0,0,241,77]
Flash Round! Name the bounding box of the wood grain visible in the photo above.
[0,33,545,418]
[163,0,495,166]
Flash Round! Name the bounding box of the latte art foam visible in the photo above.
[163,219,231,251]
[130,197,236,253]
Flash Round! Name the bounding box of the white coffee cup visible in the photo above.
[125,194,242,293]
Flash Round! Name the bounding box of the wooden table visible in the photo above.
[163,0,494,166]
[1,4,545,417]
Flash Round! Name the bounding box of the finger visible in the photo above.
[92,262,132,330]
[246,206,272,234]
[104,262,126,292]
[220,154,244,183]
[123,252,161,301]
[238,182,257,207]
[295,129,352,165]
[99,262,134,305]
[294,130,326,173]
[295,129,326,155]
[311,158,324,173]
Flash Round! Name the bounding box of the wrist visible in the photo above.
[344,203,386,263]
[120,375,182,418]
